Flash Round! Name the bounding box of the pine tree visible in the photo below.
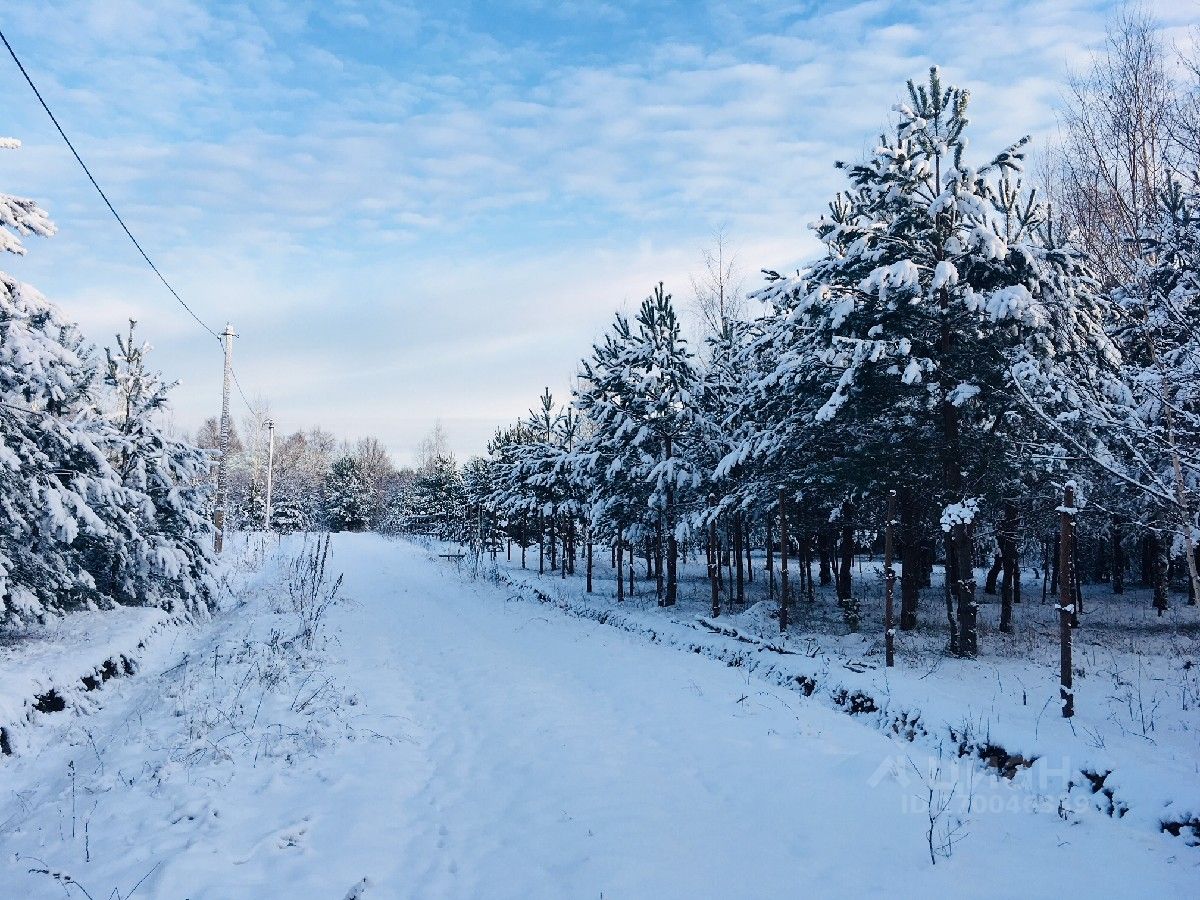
[573,284,702,606]
[324,455,373,532]
[1105,176,1200,606]
[1,139,214,624]
[93,320,215,615]
[746,69,1117,655]
[405,455,466,540]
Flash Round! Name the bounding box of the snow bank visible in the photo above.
[0,606,176,757]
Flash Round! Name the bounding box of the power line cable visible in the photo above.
[0,26,221,341]
[1,27,267,418]
[230,366,255,412]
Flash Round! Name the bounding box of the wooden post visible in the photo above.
[1059,482,1076,718]
[778,490,789,632]
[884,490,897,668]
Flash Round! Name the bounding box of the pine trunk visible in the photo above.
[766,517,775,599]
[734,512,745,606]
[899,487,920,630]
[778,492,790,632]
[1111,520,1124,595]
[1059,484,1076,718]
[837,499,854,604]
[616,541,624,602]
[999,500,1018,634]
[884,490,897,667]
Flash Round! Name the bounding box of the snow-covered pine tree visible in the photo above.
[573,284,702,606]
[93,320,215,615]
[749,69,1117,656]
[1105,176,1200,607]
[1,138,216,624]
[324,455,373,532]
[405,455,466,541]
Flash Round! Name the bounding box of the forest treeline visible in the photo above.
[388,13,1200,659]
[1,10,1196,657]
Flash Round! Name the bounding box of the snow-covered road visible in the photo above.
[2,534,1192,898]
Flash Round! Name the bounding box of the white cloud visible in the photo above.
[0,0,1134,461]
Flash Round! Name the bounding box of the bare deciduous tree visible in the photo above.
[1047,4,1180,291]
[417,420,453,472]
[690,227,747,336]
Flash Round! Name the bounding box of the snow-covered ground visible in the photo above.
[1,534,1195,898]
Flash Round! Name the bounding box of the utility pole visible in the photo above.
[213,323,236,553]
[264,418,275,531]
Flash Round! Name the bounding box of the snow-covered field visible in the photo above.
[1,534,1196,899]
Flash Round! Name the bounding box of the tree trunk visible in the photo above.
[586,536,593,593]
[734,512,745,606]
[778,492,789,632]
[984,553,1003,595]
[999,500,1018,634]
[837,498,854,604]
[567,519,576,576]
[1049,531,1060,595]
[654,526,665,606]
[818,528,832,585]
[664,435,677,607]
[628,540,636,596]
[899,487,920,631]
[884,490,897,667]
[708,502,720,618]
[1111,520,1124,595]
[1059,484,1076,718]
[666,525,678,608]
[953,523,978,658]
[804,531,815,602]
[616,540,624,602]
[766,517,775,599]
[944,535,959,656]
[745,516,753,584]
[1152,532,1169,615]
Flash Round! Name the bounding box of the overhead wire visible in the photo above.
[0,26,265,416]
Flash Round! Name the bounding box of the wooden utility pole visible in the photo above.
[213,323,235,553]
[263,418,275,531]
[884,490,897,668]
[1059,482,1077,718]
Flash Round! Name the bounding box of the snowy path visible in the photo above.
[2,534,1193,898]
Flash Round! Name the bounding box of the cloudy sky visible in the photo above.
[1,0,1195,464]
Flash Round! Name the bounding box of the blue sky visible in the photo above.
[2,0,1195,463]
